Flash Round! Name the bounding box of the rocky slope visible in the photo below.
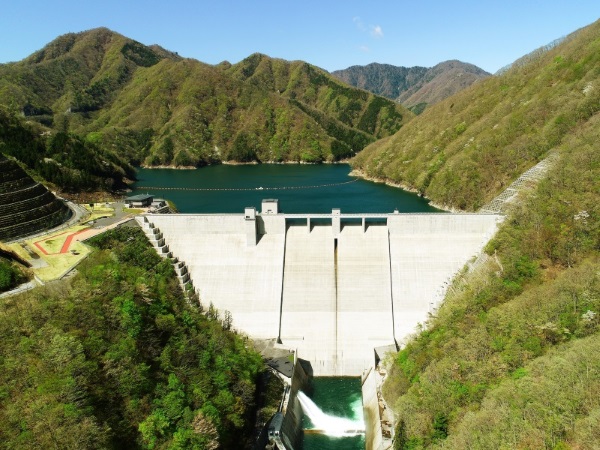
[332,60,489,112]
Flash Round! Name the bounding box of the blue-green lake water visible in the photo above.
[130,164,439,213]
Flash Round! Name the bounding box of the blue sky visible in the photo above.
[1,1,600,73]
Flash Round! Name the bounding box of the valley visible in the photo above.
[1,15,599,450]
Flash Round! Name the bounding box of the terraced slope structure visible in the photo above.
[0,155,71,241]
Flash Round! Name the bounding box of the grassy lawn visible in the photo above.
[32,225,89,255]
[33,242,91,281]
[6,203,145,283]
[125,207,145,214]
[84,203,116,214]
[7,224,93,282]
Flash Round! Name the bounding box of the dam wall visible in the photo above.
[336,224,394,375]
[388,214,500,343]
[149,214,285,338]
[144,209,502,376]
[280,224,337,375]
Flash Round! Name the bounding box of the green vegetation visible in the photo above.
[380,21,600,449]
[0,227,263,449]
[352,20,600,210]
[331,61,490,109]
[0,258,25,292]
[1,20,599,449]
[0,109,135,192]
[0,29,411,169]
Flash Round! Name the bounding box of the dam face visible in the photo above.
[145,202,501,376]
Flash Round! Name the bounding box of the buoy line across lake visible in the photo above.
[134,178,359,192]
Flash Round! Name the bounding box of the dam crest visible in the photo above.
[140,199,502,376]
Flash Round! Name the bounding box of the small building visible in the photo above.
[262,199,279,214]
[149,198,170,213]
[125,194,153,208]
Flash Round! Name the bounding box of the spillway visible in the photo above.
[336,224,394,375]
[280,224,337,374]
[144,201,501,376]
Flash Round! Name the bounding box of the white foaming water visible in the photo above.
[297,391,365,437]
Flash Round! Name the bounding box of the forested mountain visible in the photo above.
[1,19,599,449]
[0,227,264,449]
[0,28,411,167]
[360,20,600,449]
[0,109,134,192]
[351,20,600,211]
[331,60,489,113]
[331,63,428,103]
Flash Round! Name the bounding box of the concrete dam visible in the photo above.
[143,200,502,376]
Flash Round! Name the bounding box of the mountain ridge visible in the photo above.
[351,19,600,211]
[331,60,490,112]
[0,28,411,169]
[357,19,600,448]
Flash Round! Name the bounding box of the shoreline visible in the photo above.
[348,168,455,213]
[139,159,352,169]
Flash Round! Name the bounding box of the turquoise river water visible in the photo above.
[131,164,437,449]
[302,378,365,450]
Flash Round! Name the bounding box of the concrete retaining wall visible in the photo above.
[280,360,311,450]
[362,368,383,450]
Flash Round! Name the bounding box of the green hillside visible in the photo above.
[352,20,600,210]
[0,28,411,167]
[0,109,134,192]
[372,20,600,449]
[0,226,263,449]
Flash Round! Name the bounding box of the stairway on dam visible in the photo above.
[143,202,501,376]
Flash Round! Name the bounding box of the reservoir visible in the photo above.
[130,164,439,214]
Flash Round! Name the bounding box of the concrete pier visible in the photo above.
[144,206,502,376]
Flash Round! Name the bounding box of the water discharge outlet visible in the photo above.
[297,391,365,438]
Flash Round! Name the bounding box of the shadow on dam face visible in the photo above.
[141,208,502,376]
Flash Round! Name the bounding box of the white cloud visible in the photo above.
[359,45,370,53]
[353,16,366,32]
[353,17,383,39]
[371,25,384,39]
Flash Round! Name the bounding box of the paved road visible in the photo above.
[0,280,37,298]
